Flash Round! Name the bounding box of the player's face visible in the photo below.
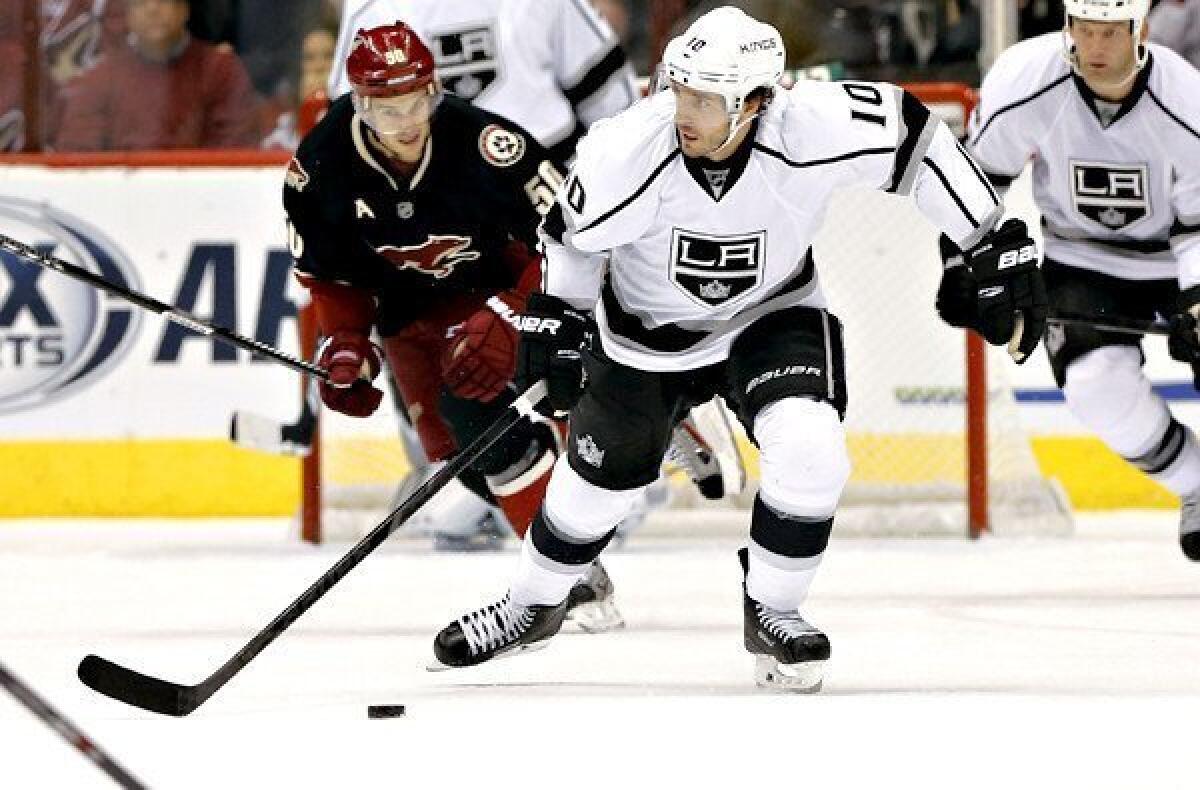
[670,82,733,158]
[355,88,435,162]
[1069,18,1145,96]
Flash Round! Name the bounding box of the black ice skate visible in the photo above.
[565,561,625,633]
[430,594,568,669]
[1181,490,1200,561]
[739,548,830,692]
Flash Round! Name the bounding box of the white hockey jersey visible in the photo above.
[966,34,1200,286]
[541,82,1003,372]
[328,0,638,156]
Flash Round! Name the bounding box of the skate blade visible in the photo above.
[425,639,551,672]
[565,600,626,634]
[753,655,826,693]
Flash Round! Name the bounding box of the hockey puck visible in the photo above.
[367,704,406,719]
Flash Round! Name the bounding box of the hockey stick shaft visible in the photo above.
[0,232,328,380]
[79,380,548,716]
[0,662,148,789]
[1048,311,1170,337]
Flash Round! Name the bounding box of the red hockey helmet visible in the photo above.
[346,22,440,139]
[346,22,436,97]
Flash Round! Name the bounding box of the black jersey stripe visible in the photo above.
[969,73,1071,146]
[922,156,979,229]
[887,89,934,193]
[753,144,895,169]
[577,150,680,234]
[601,251,816,353]
[1043,219,1172,254]
[1146,88,1200,143]
[1170,218,1200,243]
[982,169,1018,189]
[564,45,629,108]
[955,139,1000,204]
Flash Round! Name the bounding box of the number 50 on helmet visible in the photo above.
[345,22,442,138]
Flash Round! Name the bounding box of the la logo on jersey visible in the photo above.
[1071,161,1149,230]
[670,228,765,307]
[428,25,499,100]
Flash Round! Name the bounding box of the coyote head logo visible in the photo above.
[375,235,480,279]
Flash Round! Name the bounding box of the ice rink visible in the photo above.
[2,512,1199,789]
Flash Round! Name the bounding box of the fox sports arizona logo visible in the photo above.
[0,199,141,414]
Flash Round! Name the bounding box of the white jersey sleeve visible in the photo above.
[537,93,677,307]
[551,0,639,129]
[1155,49,1200,288]
[782,80,1002,250]
[966,35,1073,191]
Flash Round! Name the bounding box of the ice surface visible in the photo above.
[2,513,1198,789]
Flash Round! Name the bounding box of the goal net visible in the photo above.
[299,82,1072,543]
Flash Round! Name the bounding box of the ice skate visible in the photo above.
[565,560,625,633]
[739,548,830,692]
[668,400,746,501]
[1181,489,1200,561]
[430,594,568,669]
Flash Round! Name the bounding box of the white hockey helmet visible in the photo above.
[659,7,785,123]
[1062,0,1151,71]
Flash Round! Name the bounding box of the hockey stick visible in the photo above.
[0,232,328,380]
[0,661,148,789]
[1048,311,1170,337]
[78,380,548,716]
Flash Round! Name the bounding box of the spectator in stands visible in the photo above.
[55,0,260,151]
[1149,0,1200,68]
[260,19,337,150]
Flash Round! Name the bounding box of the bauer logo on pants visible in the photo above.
[1070,161,1149,230]
[670,228,765,307]
[0,199,142,414]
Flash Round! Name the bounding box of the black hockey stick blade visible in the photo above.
[78,380,548,716]
[78,655,203,717]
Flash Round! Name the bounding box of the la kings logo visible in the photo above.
[670,228,765,307]
[427,24,499,100]
[1071,161,1150,230]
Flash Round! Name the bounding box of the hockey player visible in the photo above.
[954,0,1200,559]
[326,0,746,550]
[430,6,1047,690]
[283,22,620,627]
[327,0,639,164]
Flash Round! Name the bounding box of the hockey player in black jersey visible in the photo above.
[283,22,621,629]
[954,0,1200,559]
[432,7,1047,690]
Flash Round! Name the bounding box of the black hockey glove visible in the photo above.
[1167,285,1200,390]
[935,234,976,330]
[963,218,1048,364]
[515,292,589,417]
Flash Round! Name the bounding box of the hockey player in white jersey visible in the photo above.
[956,0,1200,559]
[430,7,1048,691]
[327,0,745,556]
[329,0,639,163]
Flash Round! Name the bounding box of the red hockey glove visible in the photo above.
[317,330,384,417]
[441,291,523,402]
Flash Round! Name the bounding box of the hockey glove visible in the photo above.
[1168,285,1200,390]
[963,218,1048,363]
[515,292,589,417]
[935,233,976,329]
[441,291,523,402]
[316,330,384,417]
